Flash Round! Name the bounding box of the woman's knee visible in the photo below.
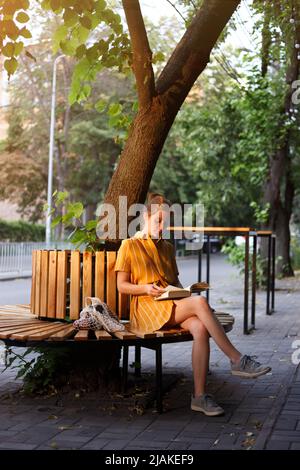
[186,317,209,340]
[192,295,209,313]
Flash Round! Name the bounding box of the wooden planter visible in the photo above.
[30,250,130,321]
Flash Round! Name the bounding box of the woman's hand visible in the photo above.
[117,271,166,297]
[144,283,166,297]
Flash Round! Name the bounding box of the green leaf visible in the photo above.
[75,44,86,58]
[2,42,15,58]
[61,212,74,225]
[79,15,92,30]
[19,26,32,38]
[2,2,19,15]
[14,41,24,56]
[75,24,90,44]
[4,20,19,40]
[55,190,69,204]
[67,201,84,218]
[86,44,99,62]
[16,12,30,23]
[53,24,68,52]
[95,99,107,113]
[77,83,92,102]
[97,39,108,54]
[108,102,122,116]
[152,51,165,63]
[60,38,76,55]
[90,13,101,30]
[112,23,122,35]
[73,202,84,218]
[85,220,98,230]
[4,57,18,76]
[51,215,62,228]
[108,113,121,127]
[63,7,78,26]
[54,24,68,41]
[95,0,107,13]
[132,101,138,112]
[70,229,86,243]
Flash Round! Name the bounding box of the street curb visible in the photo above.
[0,274,32,281]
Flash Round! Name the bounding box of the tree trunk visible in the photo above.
[261,136,295,277]
[84,203,97,222]
[275,158,295,276]
[275,204,293,276]
[261,9,300,277]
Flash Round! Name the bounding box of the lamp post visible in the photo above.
[45,54,65,245]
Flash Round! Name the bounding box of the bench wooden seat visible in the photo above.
[0,305,234,342]
[0,248,235,413]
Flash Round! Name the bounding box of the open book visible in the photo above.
[154,282,210,301]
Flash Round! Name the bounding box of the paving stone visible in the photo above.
[274,418,298,431]
[102,439,133,450]
[167,441,190,449]
[80,439,110,450]
[0,442,37,450]
[290,443,300,450]
[266,440,291,450]
[124,440,171,449]
[187,439,216,449]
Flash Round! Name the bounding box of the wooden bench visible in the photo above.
[0,249,235,413]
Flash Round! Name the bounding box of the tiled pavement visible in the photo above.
[0,256,299,450]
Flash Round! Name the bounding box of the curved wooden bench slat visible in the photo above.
[95,330,113,340]
[0,306,234,342]
[48,325,76,341]
[74,330,89,341]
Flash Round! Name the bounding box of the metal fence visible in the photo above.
[0,242,74,276]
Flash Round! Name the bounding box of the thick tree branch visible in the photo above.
[122,0,155,108]
[156,0,241,102]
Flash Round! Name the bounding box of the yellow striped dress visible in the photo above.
[114,231,180,333]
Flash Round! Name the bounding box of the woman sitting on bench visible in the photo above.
[115,193,271,416]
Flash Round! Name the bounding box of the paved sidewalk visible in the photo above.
[0,256,299,450]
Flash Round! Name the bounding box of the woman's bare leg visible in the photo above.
[172,296,241,363]
[180,316,210,397]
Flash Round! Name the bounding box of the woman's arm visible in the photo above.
[117,271,166,297]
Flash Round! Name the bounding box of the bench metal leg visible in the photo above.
[122,344,129,394]
[206,235,210,303]
[271,234,276,312]
[244,234,250,334]
[251,234,257,329]
[156,344,163,414]
[134,345,141,377]
[266,234,272,315]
